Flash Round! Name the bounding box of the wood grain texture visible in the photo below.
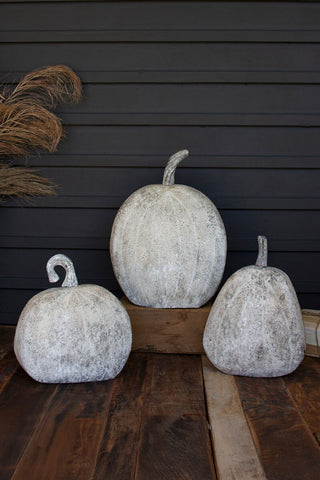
[122,297,209,354]
[12,381,115,480]
[0,326,15,359]
[93,353,149,480]
[0,368,58,480]
[135,354,216,480]
[202,357,267,480]
[0,350,19,395]
[283,357,320,439]
[235,374,320,480]
[302,310,320,357]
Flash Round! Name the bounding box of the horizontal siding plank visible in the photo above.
[12,153,320,169]
[0,209,319,251]
[2,30,320,43]
[2,167,320,210]
[57,112,320,127]
[10,83,314,126]
[2,43,320,84]
[1,2,320,34]
[4,194,319,210]
[9,126,320,166]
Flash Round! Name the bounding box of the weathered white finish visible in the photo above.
[110,150,227,308]
[203,236,305,377]
[202,356,267,480]
[14,254,132,383]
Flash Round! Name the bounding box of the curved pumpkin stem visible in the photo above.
[162,149,189,186]
[46,254,78,287]
[256,236,268,267]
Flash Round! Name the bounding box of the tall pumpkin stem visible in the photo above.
[46,254,78,287]
[162,149,189,186]
[256,236,268,267]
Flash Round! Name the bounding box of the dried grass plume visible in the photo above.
[0,65,82,199]
[0,163,56,198]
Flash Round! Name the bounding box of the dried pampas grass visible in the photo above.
[0,163,56,199]
[6,64,82,110]
[0,102,62,158]
[0,65,82,199]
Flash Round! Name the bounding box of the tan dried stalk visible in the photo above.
[0,163,56,198]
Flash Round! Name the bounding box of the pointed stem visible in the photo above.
[256,236,268,267]
[46,254,78,287]
[162,149,189,186]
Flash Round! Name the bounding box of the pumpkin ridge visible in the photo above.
[213,274,251,359]
[111,189,152,305]
[171,188,200,304]
[112,200,131,300]
[167,192,184,303]
[131,189,163,305]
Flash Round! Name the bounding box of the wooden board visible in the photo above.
[283,356,320,443]
[122,296,211,354]
[235,370,320,480]
[302,309,320,357]
[0,326,15,359]
[93,353,149,480]
[12,381,114,480]
[202,356,267,480]
[1,327,320,480]
[135,354,216,480]
[0,369,58,480]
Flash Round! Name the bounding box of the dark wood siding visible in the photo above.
[1,1,319,324]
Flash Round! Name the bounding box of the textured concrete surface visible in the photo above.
[110,150,227,308]
[14,255,132,383]
[203,237,305,377]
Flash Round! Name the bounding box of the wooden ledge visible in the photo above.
[121,296,210,354]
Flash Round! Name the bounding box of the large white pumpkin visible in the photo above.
[110,150,227,308]
[203,236,305,377]
[14,254,132,383]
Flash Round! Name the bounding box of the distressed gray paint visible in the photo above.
[110,150,227,308]
[14,254,132,383]
[203,236,305,377]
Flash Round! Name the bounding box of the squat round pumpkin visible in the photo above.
[110,150,227,308]
[14,254,132,383]
[203,236,305,377]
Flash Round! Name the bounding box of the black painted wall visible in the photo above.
[1,1,319,324]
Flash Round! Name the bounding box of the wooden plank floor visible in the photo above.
[0,326,319,480]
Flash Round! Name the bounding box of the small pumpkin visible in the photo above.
[14,254,132,383]
[203,236,305,377]
[110,150,227,308]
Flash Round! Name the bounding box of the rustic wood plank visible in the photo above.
[122,297,210,354]
[0,368,58,480]
[93,353,149,480]
[302,310,320,358]
[283,357,320,440]
[12,380,115,480]
[202,357,267,480]
[0,349,19,395]
[135,354,216,480]
[235,374,320,480]
[0,325,15,359]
